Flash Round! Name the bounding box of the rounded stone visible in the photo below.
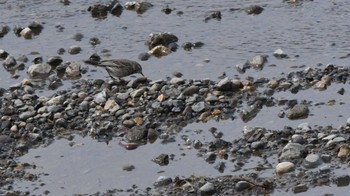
[235,181,252,191]
[276,162,295,175]
[303,154,322,169]
[199,182,216,195]
[154,176,172,187]
[68,45,81,55]
[287,104,309,120]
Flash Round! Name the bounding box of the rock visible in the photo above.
[287,104,309,120]
[47,95,64,105]
[138,52,151,61]
[332,137,346,143]
[0,135,12,144]
[152,153,169,166]
[154,176,172,187]
[338,88,345,95]
[247,55,268,70]
[303,154,322,169]
[110,3,123,17]
[192,101,206,113]
[3,55,17,70]
[47,105,63,113]
[291,134,306,144]
[27,63,52,78]
[148,45,169,58]
[235,181,252,191]
[122,164,135,171]
[125,1,153,14]
[276,162,295,175]
[273,49,288,59]
[20,27,33,39]
[130,88,145,98]
[68,45,81,55]
[170,77,184,85]
[205,152,216,164]
[279,143,306,162]
[146,32,178,50]
[214,161,225,173]
[72,33,84,41]
[211,11,221,20]
[0,25,10,38]
[199,182,216,195]
[338,145,350,158]
[245,5,264,15]
[88,4,108,19]
[182,85,199,96]
[0,49,9,59]
[217,78,233,91]
[292,184,308,194]
[19,111,36,120]
[251,141,264,150]
[119,140,139,150]
[47,56,63,66]
[65,62,81,79]
[126,127,147,142]
[335,175,350,187]
[321,154,331,163]
[94,91,107,105]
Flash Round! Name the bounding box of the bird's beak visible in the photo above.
[140,72,144,76]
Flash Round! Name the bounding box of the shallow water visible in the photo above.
[2,0,350,195]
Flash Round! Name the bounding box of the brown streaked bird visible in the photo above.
[97,59,144,80]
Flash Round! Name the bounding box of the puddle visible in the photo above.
[14,119,281,195]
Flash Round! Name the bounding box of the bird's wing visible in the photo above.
[99,60,125,68]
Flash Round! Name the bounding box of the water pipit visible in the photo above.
[96,59,144,80]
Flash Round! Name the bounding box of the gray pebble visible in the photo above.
[303,154,322,169]
[122,164,135,171]
[292,184,308,194]
[335,175,350,187]
[19,111,36,120]
[287,104,309,120]
[279,142,305,162]
[199,182,216,195]
[68,45,81,55]
[192,101,206,113]
[235,181,252,191]
[154,176,172,187]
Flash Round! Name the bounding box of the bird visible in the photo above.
[87,58,144,80]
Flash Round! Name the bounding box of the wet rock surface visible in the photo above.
[0,63,350,194]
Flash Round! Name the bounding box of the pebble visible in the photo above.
[205,152,217,164]
[303,154,322,169]
[338,145,350,158]
[27,63,52,78]
[287,104,309,120]
[235,181,252,191]
[182,85,199,96]
[335,175,350,187]
[214,162,225,173]
[122,164,135,171]
[94,91,107,105]
[68,45,81,55]
[292,184,308,194]
[199,182,216,195]
[192,101,206,113]
[19,111,36,120]
[0,135,12,144]
[273,48,288,59]
[276,162,295,175]
[170,77,185,84]
[279,142,305,162]
[154,176,172,187]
